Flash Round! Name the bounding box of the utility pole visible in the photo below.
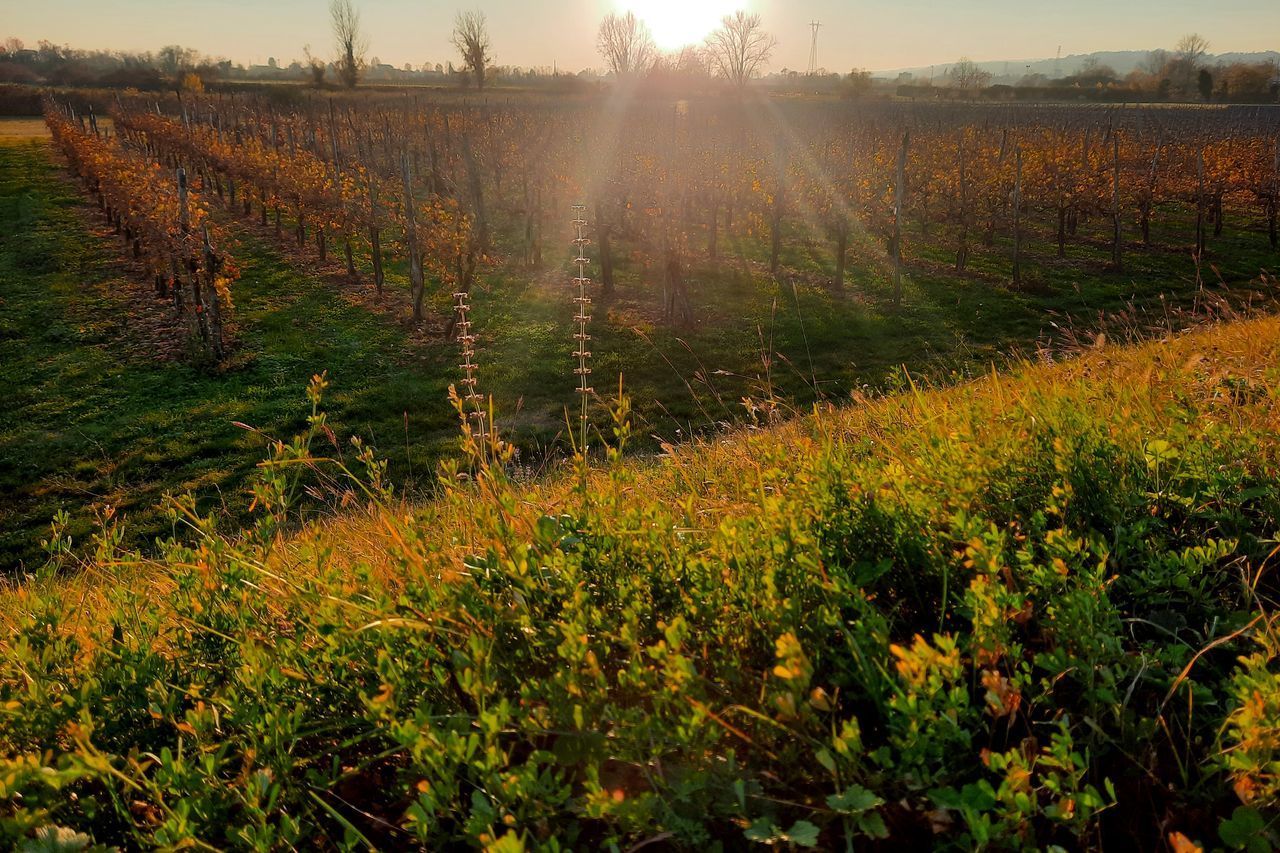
[807,21,821,75]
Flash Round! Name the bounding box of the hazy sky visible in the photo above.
[6,0,1279,74]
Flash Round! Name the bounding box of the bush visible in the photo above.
[3,318,1280,849]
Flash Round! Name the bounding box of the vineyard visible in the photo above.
[56,93,1280,350]
[6,0,1280,842]
[2,93,1277,569]
[45,105,237,362]
[2,89,1280,846]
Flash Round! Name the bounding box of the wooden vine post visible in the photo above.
[368,171,384,295]
[893,131,909,305]
[1012,146,1023,288]
[594,199,614,295]
[402,153,426,322]
[1195,148,1207,259]
[175,165,190,313]
[770,134,786,279]
[202,223,226,362]
[1111,132,1123,271]
[956,133,969,273]
[462,136,489,252]
[1270,137,1279,251]
[1141,136,1162,246]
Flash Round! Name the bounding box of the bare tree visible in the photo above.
[597,11,657,78]
[1140,49,1170,76]
[648,45,711,91]
[1176,33,1211,66]
[948,58,992,91]
[1169,34,1210,96]
[671,45,708,77]
[303,44,327,87]
[703,11,775,88]
[330,0,368,88]
[452,10,492,89]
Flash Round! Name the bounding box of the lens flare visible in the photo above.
[615,0,740,50]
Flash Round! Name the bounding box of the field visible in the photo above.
[2,90,1280,850]
[0,118,49,139]
[3,96,1277,569]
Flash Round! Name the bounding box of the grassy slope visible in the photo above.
[2,313,1278,849]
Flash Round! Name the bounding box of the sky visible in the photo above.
[5,0,1279,74]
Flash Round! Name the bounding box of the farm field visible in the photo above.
[0,41,1279,850]
[4,95,1279,569]
[7,0,1280,843]
[0,117,50,138]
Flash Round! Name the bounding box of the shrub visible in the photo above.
[2,316,1279,848]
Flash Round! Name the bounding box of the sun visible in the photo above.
[615,0,740,51]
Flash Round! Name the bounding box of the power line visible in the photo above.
[807,21,821,75]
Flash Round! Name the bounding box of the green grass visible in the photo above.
[0,140,462,569]
[2,311,1278,849]
[1,138,1276,570]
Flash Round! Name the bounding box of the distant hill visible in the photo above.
[876,49,1280,83]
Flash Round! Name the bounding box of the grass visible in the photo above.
[0,138,461,569]
[0,118,50,140]
[1,134,1276,572]
[2,309,1278,849]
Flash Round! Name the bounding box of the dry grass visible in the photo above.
[0,118,50,139]
[9,311,1276,640]
[325,312,1274,563]
[3,309,1278,848]
[0,116,117,139]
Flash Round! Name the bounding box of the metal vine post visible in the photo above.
[570,204,593,454]
[453,285,488,457]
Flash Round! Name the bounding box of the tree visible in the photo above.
[670,45,708,77]
[1075,57,1117,86]
[948,58,991,92]
[1176,33,1210,67]
[1221,61,1279,102]
[1198,68,1214,101]
[648,45,711,93]
[1141,49,1170,76]
[597,11,656,78]
[302,44,327,87]
[846,68,873,99]
[330,0,368,89]
[704,11,775,88]
[452,10,491,89]
[157,45,197,77]
[1169,34,1210,97]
